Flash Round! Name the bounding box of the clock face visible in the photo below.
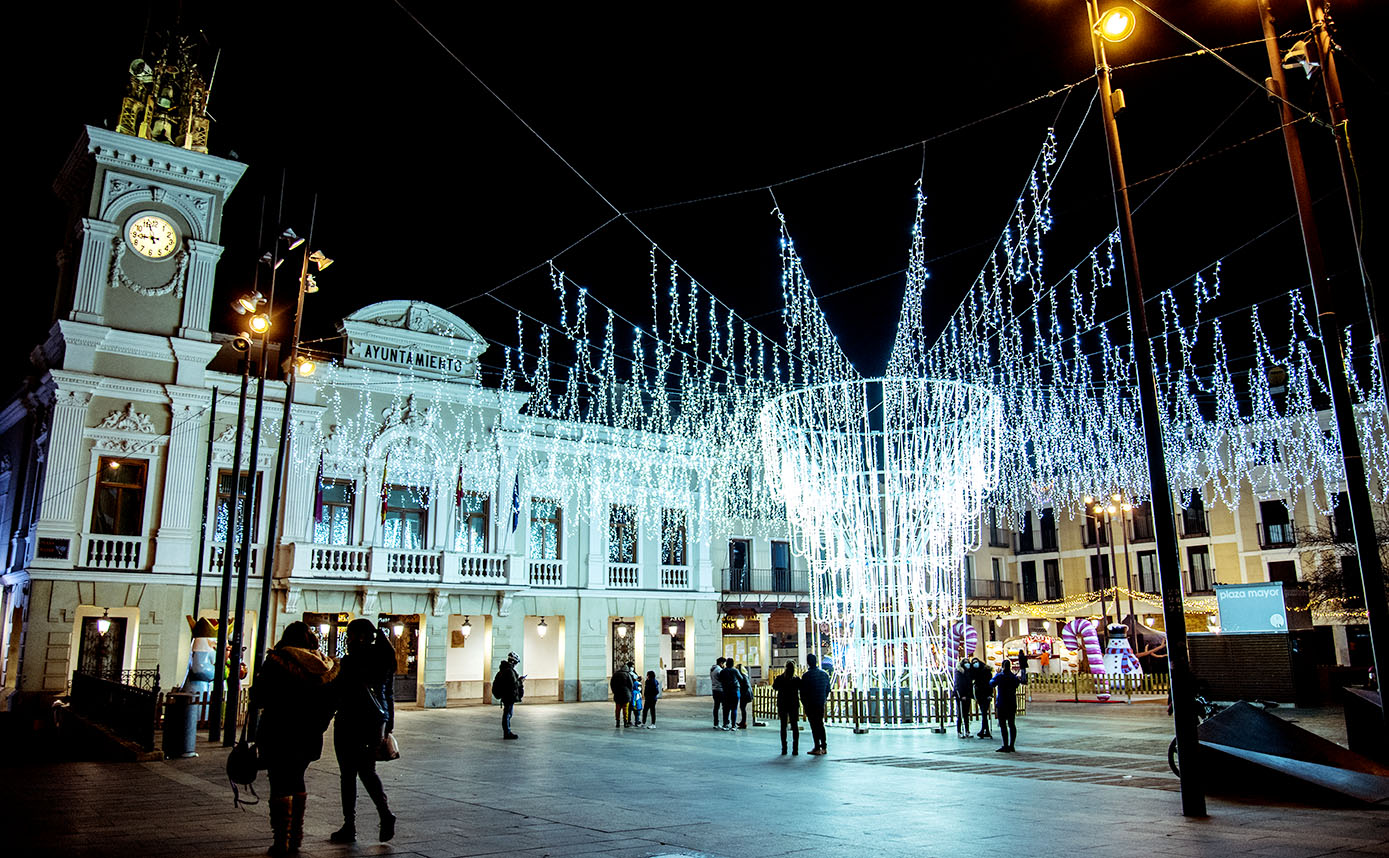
[127,214,178,259]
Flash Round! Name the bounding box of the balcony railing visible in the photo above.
[208,543,261,577]
[659,565,691,590]
[722,567,809,594]
[81,534,149,571]
[1180,510,1210,538]
[528,558,566,587]
[1086,576,1117,593]
[283,543,511,586]
[1258,522,1297,550]
[1014,531,1059,555]
[607,562,640,588]
[966,579,1015,600]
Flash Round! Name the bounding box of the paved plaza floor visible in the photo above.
[6,695,1387,858]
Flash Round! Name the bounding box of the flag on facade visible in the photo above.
[380,451,390,526]
[456,460,465,508]
[510,472,521,534]
[312,451,325,525]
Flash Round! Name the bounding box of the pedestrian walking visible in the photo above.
[493,651,522,739]
[800,652,831,755]
[969,657,993,739]
[735,662,752,728]
[642,670,660,727]
[718,659,741,730]
[611,665,634,727]
[250,621,339,857]
[710,657,725,728]
[991,658,1023,752]
[329,619,397,844]
[773,661,801,755]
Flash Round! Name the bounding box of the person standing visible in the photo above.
[642,670,661,727]
[329,620,397,844]
[626,661,641,726]
[611,664,633,727]
[970,657,993,740]
[1017,646,1031,701]
[735,663,752,729]
[251,621,338,857]
[952,659,973,738]
[991,658,1023,752]
[800,652,831,755]
[493,651,522,739]
[710,657,725,728]
[718,659,741,730]
[773,661,801,755]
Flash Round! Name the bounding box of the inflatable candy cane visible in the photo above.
[946,621,978,658]
[1061,618,1109,701]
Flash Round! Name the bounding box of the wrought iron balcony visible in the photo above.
[722,567,808,594]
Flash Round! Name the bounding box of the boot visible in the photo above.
[267,796,293,857]
[329,818,356,844]
[379,811,397,842]
[288,793,307,852]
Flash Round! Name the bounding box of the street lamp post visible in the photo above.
[208,348,250,744]
[1256,0,1388,728]
[1085,1,1205,816]
[250,224,331,704]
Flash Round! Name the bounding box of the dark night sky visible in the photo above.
[10,1,1387,392]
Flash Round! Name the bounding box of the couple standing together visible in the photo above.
[771,654,831,755]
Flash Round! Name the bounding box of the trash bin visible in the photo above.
[162,692,199,759]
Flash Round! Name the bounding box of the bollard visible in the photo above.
[162,691,199,759]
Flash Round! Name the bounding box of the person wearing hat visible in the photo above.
[492,651,522,739]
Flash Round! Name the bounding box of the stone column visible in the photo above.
[576,596,609,700]
[695,479,714,591]
[153,388,206,574]
[587,486,605,589]
[420,607,449,708]
[795,612,807,665]
[71,219,117,325]
[488,604,519,702]
[178,240,225,341]
[756,612,771,679]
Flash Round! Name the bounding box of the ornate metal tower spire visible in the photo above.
[116,31,213,153]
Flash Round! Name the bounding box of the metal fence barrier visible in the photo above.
[752,682,1028,731]
[69,667,162,752]
[1025,671,1170,701]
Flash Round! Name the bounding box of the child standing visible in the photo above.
[642,670,661,727]
[630,676,643,727]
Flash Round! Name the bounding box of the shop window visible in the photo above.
[313,479,354,545]
[661,508,687,566]
[609,504,637,563]
[91,458,147,536]
[382,485,429,550]
[214,470,262,544]
[529,498,562,560]
[454,491,489,553]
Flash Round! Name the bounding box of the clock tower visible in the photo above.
[28,32,246,584]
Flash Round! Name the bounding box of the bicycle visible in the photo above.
[1166,695,1224,778]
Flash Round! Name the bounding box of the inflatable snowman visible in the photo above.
[182,617,218,694]
[1102,623,1144,677]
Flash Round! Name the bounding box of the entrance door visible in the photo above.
[612,620,635,678]
[77,616,126,681]
[378,614,420,702]
[728,539,750,591]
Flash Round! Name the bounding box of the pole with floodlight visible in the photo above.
[1084,2,1205,816]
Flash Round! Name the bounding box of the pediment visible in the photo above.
[341,300,487,383]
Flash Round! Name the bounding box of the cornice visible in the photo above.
[48,369,170,405]
[76,126,249,197]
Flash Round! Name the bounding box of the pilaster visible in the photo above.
[71,219,118,325]
[421,611,448,708]
[178,240,224,340]
[152,388,209,574]
[34,385,91,568]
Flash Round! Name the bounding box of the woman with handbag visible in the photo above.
[251,621,338,857]
[329,619,397,844]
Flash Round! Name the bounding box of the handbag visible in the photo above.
[226,718,260,808]
[377,731,400,762]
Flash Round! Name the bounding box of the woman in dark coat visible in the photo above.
[330,619,397,844]
[772,661,801,754]
[252,621,338,857]
[610,666,633,727]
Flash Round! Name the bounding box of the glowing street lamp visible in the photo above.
[1096,5,1136,42]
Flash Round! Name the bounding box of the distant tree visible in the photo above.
[1297,501,1389,607]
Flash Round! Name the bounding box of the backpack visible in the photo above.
[515,673,525,702]
[226,719,259,809]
